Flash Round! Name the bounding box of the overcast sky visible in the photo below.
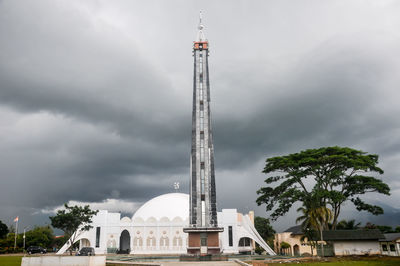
[1,0,400,232]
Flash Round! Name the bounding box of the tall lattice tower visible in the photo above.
[184,12,223,255]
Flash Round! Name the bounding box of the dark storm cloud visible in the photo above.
[214,34,400,165]
[0,0,399,231]
[0,0,192,225]
[213,33,400,230]
[0,4,187,142]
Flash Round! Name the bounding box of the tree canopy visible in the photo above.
[336,219,361,230]
[253,216,276,254]
[256,146,390,229]
[254,216,275,242]
[0,220,8,239]
[0,226,55,252]
[49,204,98,254]
[24,226,54,248]
[363,222,400,233]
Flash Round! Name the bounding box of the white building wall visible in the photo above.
[380,241,400,256]
[60,206,274,255]
[22,256,106,266]
[77,209,247,254]
[79,210,122,255]
[219,209,239,254]
[333,241,380,255]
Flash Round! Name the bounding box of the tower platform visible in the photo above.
[183,227,224,255]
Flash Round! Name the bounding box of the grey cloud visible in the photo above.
[0,0,399,232]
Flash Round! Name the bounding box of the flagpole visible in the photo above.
[14,217,18,250]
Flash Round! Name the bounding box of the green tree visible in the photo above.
[256,146,390,229]
[336,219,361,230]
[53,235,68,250]
[254,216,275,242]
[364,223,395,233]
[25,226,54,249]
[49,204,98,255]
[0,233,16,253]
[279,241,291,255]
[0,220,8,239]
[254,216,276,251]
[377,225,394,233]
[300,228,318,256]
[296,199,333,257]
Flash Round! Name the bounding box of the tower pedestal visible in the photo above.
[183,227,224,255]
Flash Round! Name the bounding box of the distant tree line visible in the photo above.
[335,219,400,233]
[0,203,97,255]
[0,220,67,254]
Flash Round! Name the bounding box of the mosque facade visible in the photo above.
[57,193,275,255]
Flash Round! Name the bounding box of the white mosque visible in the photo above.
[57,193,275,255]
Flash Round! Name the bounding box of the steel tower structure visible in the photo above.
[184,12,223,255]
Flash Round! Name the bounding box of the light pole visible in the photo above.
[23,226,30,251]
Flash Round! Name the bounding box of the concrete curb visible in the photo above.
[107,261,161,266]
[233,259,251,266]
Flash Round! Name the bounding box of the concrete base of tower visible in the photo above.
[183,227,224,255]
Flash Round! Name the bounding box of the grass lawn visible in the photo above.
[267,257,400,266]
[269,262,400,266]
[0,256,22,266]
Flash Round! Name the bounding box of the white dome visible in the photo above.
[132,193,189,221]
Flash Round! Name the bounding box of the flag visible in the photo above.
[14,216,18,222]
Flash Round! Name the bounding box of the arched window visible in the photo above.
[107,239,116,248]
[160,237,169,247]
[238,237,252,247]
[133,237,143,247]
[173,236,183,247]
[146,237,156,247]
[80,238,91,249]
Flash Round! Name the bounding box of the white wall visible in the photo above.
[64,208,262,255]
[380,242,400,256]
[22,256,105,266]
[333,241,380,255]
[219,209,238,253]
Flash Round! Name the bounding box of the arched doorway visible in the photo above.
[238,237,252,254]
[119,230,130,253]
[238,237,252,247]
[80,238,91,249]
[293,244,300,256]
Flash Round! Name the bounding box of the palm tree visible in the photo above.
[296,203,333,257]
[300,228,318,256]
[336,219,361,230]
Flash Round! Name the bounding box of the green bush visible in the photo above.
[255,245,264,255]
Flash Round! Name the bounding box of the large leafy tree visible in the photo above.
[254,216,275,250]
[256,146,390,229]
[49,204,98,255]
[254,216,275,241]
[0,220,8,239]
[25,226,55,249]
